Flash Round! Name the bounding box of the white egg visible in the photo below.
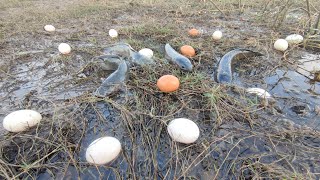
[44,25,55,32]
[212,30,223,40]
[167,118,200,144]
[246,88,272,99]
[3,110,42,132]
[139,48,153,59]
[109,29,118,38]
[58,43,71,54]
[43,25,56,32]
[274,39,288,51]
[285,34,303,44]
[86,136,121,165]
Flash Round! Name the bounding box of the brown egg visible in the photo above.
[157,75,180,93]
[188,28,200,37]
[180,45,196,57]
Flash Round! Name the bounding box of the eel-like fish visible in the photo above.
[165,43,193,71]
[103,43,154,66]
[103,43,133,57]
[94,55,128,97]
[216,49,263,83]
[94,43,155,97]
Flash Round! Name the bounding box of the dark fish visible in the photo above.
[94,55,128,97]
[165,43,193,71]
[216,49,263,83]
[94,43,155,97]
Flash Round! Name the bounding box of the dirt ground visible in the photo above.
[0,0,320,179]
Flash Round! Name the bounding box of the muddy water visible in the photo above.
[265,69,320,126]
[264,51,320,128]
[229,51,320,129]
[0,47,97,129]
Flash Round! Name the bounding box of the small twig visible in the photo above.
[313,12,320,35]
[15,50,44,56]
[306,0,312,31]
[272,0,291,29]
[208,0,227,18]
[262,0,272,14]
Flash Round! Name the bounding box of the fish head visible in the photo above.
[175,57,193,71]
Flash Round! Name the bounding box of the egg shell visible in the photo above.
[157,75,180,93]
[3,110,42,132]
[246,88,272,98]
[285,34,303,44]
[58,43,71,54]
[188,28,200,37]
[86,136,121,165]
[109,29,118,38]
[274,39,288,51]
[167,118,200,144]
[44,25,55,32]
[180,45,196,57]
[212,30,223,40]
[139,48,153,59]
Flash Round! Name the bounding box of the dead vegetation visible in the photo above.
[0,0,319,179]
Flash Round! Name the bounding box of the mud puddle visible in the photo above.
[265,69,320,125]
[228,51,320,129]
[0,49,97,135]
[264,51,320,128]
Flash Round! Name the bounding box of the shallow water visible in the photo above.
[265,69,320,127]
[228,51,320,129]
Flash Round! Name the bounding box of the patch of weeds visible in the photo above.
[153,49,166,60]
[122,23,177,42]
[73,47,100,57]
[180,72,208,87]
[68,5,107,18]
[245,95,260,107]
[88,37,98,45]
[0,23,5,41]
[240,159,308,179]
[67,32,85,41]
[204,86,224,106]
[0,32,3,41]
[125,38,145,50]
[0,0,31,10]
[52,54,73,63]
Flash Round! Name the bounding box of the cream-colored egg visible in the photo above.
[285,34,303,44]
[212,30,223,40]
[139,48,153,59]
[86,136,121,165]
[58,43,71,54]
[274,39,288,51]
[246,88,272,99]
[3,110,42,132]
[109,29,118,38]
[44,25,55,32]
[167,118,200,144]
